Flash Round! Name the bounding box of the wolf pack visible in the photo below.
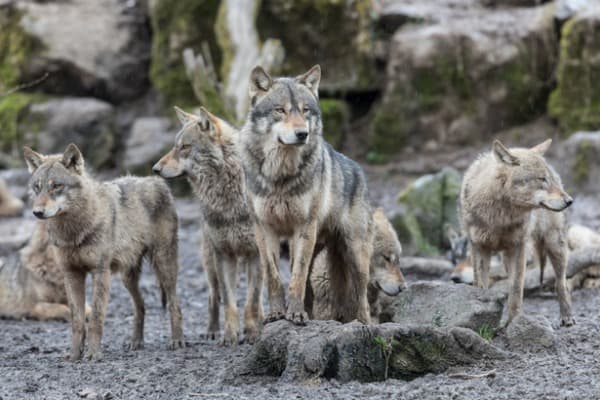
[2,64,583,362]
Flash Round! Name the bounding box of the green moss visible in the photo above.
[389,335,448,378]
[477,324,495,341]
[0,6,41,93]
[548,15,600,134]
[320,99,349,149]
[0,92,42,151]
[573,140,592,184]
[256,0,377,90]
[149,0,221,108]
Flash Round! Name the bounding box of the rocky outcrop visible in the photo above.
[548,8,600,134]
[556,131,600,194]
[380,281,505,331]
[12,0,151,103]
[123,117,174,175]
[238,319,505,382]
[370,4,557,157]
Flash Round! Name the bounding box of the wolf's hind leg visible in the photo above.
[121,262,145,350]
[30,302,71,321]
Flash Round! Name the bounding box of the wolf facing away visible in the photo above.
[309,208,406,322]
[153,107,263,345]
[23,144,184,361]
[460,139,574,326]
[240,65,374,325]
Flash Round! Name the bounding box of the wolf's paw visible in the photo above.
[561,316,576,327]
[200,330,219,341]
[85,351,103,362]
[168,338,186,350]
[125,339,144,351]
[243,328,261,344]
[286,310,308,326]
[220,331,240,347]
[263,311,285,324]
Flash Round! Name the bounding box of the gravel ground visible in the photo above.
[2,156,600,399]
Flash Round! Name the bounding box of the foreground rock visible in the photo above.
[380,281,505,331]
[238,320,505,383]
[503,314,557,352]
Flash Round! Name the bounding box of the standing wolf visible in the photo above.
[24,144,184,361]
[460,139,574,326]
[240,65,374,325]
[153,106,263,345]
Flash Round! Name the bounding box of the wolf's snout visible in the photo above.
[33,210,45,219]
[152,163,162,175]
[295,130,308,142]
[565,196,574,207]
[450,275,462,283]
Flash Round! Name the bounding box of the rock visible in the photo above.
[13,0,151,103]
[19,97,116,169]
[124,117,174,174]
[149,0,221,107]
[548,8,600,134]
[504,314,557,352]
[556,131,600,194]
[238,319,505,383]
[554,0,599,21]
[0,93,43,166]
[395,168,461,255]
[256,0,378,93]
[0,215,35,256]
[380,281,505,331]
[320,99,350,150]
[371,4,557,156]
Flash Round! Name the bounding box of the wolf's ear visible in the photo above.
[492,140,519,166]
[23,147,45,173]
[530,139,552,155]
[295,65,321,98]
[174,106,199,125]
[249,66,273,100]
[445,225,460,245]
[198,107,219,134]
[62,143,84,174]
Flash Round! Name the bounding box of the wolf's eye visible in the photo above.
[383,255,392,263]
[50,183,64,191]
[273,107,285,114]
[302,106,310,114]
[179,144,191,152]
[538,177,548,184]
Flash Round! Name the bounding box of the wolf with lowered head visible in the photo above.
[153,106,263,345]
[240,65,374,325]
[24,144,184,361]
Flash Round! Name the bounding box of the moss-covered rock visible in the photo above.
[370,5,557,156]
[0,92,43,158]
[320,99,349,150]
[256,0,378,92]
[548,9,600,134]
[395,168,461,255]
[149,0,221,108]
[559,131,600,194]
[0,5,40,93]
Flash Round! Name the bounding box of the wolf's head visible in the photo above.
[153,106,236,179]
[492,139,573,212]
[371,208,407,296]
[245,65,322,147]
[23,144,86,219]
[446,226,473,284]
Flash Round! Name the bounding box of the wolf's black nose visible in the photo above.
[566,198,574,207]
[152,164,162,175]
[450,276,462,283]
[33,210,44,219]
[295,130,308,141]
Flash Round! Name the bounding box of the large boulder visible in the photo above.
[256,0,378,93]
[380,281,506,331]
[548,8,600,134]
[237,319,505,383]
[555,131,600,194]
[394,168,461,256]
[123,117,175,175]
[19,98,116,169]
[503,314,557,352]
[9,0,151,103]
[370,4,557,157]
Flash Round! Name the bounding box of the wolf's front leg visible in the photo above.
[87,265,111,361]
[547,237,574,327]
[346,232,373,324]
[64,267,86,361]
[503,244,526,326]
[472,245,491,289]
[255,225,285,323]
[201,237,220,340]
[216,253,240,346]
[243,255,264,343]
[287,222,318,325]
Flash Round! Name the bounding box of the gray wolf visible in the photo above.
[23,144,184,361]
[309,208,406,322]
[460,139,574,326]
[240,65,374,325]
[153,106,263,345]
[0,221,69,320]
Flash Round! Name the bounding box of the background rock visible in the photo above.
[556,131,600,194]
[123,117,174,174]
[380,281,506,331]
[238,319,505,383]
